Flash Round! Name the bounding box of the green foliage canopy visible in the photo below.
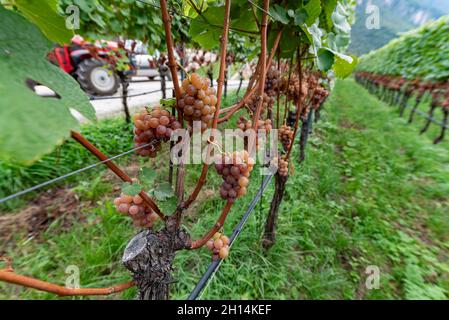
[357,15,449,82]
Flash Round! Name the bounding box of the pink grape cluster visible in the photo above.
[206,232,230,260]
[133,106,182,158]
[177,73,218,132]
[215,150,254,203]
[114,194,159,228]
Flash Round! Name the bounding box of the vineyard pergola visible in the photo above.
[0,0,357,300]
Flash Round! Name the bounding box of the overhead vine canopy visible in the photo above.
[357,15,449,82]
[185,0,357,76]
[58,0,190,49]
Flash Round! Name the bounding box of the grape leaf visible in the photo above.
[332,53,358,78]
[157,196,178,214]
[153,182,175,201]
[13,0,74,44]
[270,4,290,25]
[121,182,142,196]
[0,7,95,164]
[189,6,225,49]
[317,48,335,72]
[138,167,156,189]
[304,0,321,26]
[321,0,337,30]
[160,98,177,107]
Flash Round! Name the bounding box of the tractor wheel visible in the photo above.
[75,58,119,96]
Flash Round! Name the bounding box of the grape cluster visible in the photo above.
[114,194,159,228]
[206,232,230,260]
[177,73,217,132]
[278,157,289,177]
[245,92,275,115]
[311,85,329,110]
[133,106,182,158]
[237,116,272,132]
[283,73,308,103]
[265,67,282,97]
[279,124,294,151]
[215,150,254,203]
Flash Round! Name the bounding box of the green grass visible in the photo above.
[1,79,448,300]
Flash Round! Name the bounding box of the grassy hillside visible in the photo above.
[1,80,448,299]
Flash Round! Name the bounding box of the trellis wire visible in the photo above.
[89,83,244,101]
[89,87,173,101]
[0,142,156,205]
[404,103,449,130]
[188,173,274,300]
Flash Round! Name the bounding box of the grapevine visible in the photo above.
[0,0,358,300]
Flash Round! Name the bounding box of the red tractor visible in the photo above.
[48,36,127,96]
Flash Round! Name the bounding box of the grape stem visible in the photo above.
[70,131,165,220]
[177,62,190,81]
[0,267,133,296]
[218,28,282,123]
[276,46,281,128]
[251,0,270,127]
[160,0,186,200]
[190,200,233,249]
[282,54,295,125]
[207,138,225,155]
[285,46,306,161]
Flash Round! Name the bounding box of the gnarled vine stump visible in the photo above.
[122,216,191,300]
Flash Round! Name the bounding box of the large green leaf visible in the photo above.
[0,7,95,164]
[333,53,358,78]
[189,6,224,49]
[13,0,74,44]
[321,0,337,30]
[304,0,322,26]
[270,4,290,24]
[317,48,335,72]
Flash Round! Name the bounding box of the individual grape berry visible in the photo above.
[118,203,130,214]
[219,246,229,259]
[214,239,224,250]
[129,205,140,216]
[207,240,215,250]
